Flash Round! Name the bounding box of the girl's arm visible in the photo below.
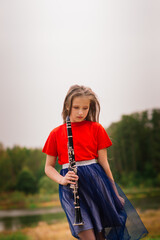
[98,148,114,181]
[44,155,78,185]
[98,148,124,205]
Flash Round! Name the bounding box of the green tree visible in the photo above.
[16,167,37,194]
[0,143,14,191]
[151,109,160,171]
[38,176,58,194]
[107,109,160,187]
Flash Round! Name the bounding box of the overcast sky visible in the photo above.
[0,0,160,148]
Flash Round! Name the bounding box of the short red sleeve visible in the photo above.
[97,124,112,150]
[42,130,58,157]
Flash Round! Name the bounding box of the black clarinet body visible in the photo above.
[66,116,84,226]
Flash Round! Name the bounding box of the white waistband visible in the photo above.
[62,159,97,169]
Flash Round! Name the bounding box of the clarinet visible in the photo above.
[66,116,84,226]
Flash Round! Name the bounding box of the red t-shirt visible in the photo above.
[42,120,112,165]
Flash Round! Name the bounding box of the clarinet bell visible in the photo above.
[73,207,84,226]
[73,221,84,226]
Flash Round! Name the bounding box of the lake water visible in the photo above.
[0,207,64,232]
[0,195,159,232]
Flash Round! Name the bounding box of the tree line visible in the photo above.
[107,108,160,187]
[0,108,159,194]
[0,145,61,194]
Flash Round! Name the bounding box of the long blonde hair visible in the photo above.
[62,85,100,123]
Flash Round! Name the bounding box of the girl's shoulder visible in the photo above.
[70,120,103,128]
[79,121,106,134]
[49,123,66,135]
[49,121,104,134]
[86,121,105,129]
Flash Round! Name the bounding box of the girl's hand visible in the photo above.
[60,171,79,186]
[118,195,125,206]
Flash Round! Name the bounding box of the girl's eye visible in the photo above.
[73,106,89,110]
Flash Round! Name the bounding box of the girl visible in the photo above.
[42,85,148,240]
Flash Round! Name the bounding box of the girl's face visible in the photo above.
[69,96,90,122]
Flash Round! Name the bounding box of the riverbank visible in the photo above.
[0,209,159,240]
[21,209,160,240]
[0,188,160,239]
[0,187,160,211]
[0,207,63,218]
[0,208,159,240]
[0,192,60,210]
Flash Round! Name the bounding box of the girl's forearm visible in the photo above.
[106,167,119,196]
[99,160,119,196]
[45,166,64,184]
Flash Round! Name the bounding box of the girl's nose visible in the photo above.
[79,109,83,115]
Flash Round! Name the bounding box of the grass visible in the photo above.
[0,192,60,210]
[0,232,32,240]
[0,187,160,210]
[140,209,160,238]
[22,221,75,240]
[1,209,156,240]
[23,209,160,239]
[0,188,160,239]
[146,238,160,240]
[122,187,160,196]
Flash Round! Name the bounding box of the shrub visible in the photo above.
[38,176,58,194]
[0,232,30,240]
[16,167,37,194]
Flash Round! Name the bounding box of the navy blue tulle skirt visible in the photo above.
[59,162,148,239]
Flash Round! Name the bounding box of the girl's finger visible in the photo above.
[66,172,78,179]
[68,180,76,184]
[67,171,76,175]
[67,176,78,181]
